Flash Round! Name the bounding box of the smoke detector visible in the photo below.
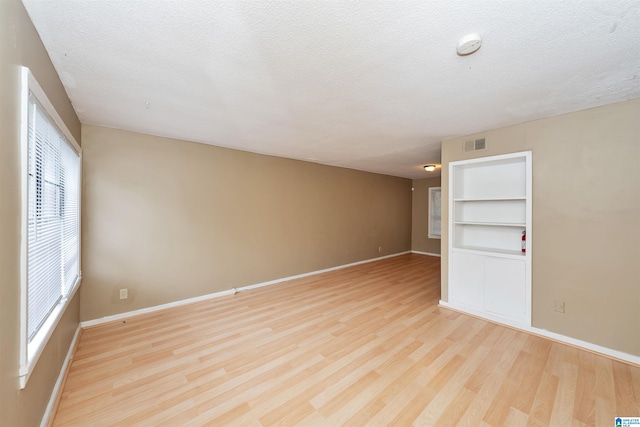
[457,33,482,56]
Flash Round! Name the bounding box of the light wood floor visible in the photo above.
[53,254,639,426]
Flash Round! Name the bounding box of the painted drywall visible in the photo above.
[411,177,442,255]
[0,1,81,426]
[81,125,412,321]
[441,99,640,357]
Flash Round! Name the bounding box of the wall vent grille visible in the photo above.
[463,138,486,152]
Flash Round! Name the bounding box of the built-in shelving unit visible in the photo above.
[448,151,532,326]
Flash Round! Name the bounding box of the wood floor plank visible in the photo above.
[510,350,547,414]
[573,354,597,425]
[612,360,640,416]
[453,332,530,426]
[413,346,490,426]
[318,370,380,420]
[503,406,529,425]
[432,386,476,427]
[528,370,560,426]
[549,361,579,426]
[51,254,640,426]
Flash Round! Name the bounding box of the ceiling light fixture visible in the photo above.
[424,165,437,172]
[457,33,482,56]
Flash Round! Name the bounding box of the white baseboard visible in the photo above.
[40,325,81,427]
[80,288,238,328]
[81,251,411,328]
[439,300,640,366]
[411,250,441,257]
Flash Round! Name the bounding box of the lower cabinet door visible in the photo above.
[484,257,526,322]
[450,252,484,310]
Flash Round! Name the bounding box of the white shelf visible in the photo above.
[452,245,526,258]
[454,221,525,227]
[454,197,526,202]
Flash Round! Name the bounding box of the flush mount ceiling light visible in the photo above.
[457,33,482,56]
[424,165,437,172]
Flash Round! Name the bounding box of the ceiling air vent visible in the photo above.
[463,138,486,152]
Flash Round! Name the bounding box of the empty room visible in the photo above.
[1,0,639,426]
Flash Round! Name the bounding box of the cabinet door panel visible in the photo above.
[450,252,484,309]
[485,257,526,321]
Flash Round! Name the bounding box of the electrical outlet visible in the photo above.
[378,246,382,253]
[119,288,128,300]
[554,300,565,313]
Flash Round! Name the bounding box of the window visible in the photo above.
[20,68,81,388]
[428,187,441,239]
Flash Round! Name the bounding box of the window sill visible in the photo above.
[20,276,81,389]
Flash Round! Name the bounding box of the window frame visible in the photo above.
[19,67,82,389]
[428,186,441,239]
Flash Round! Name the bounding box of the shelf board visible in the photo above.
[453,197,526,202]
[452,246,526,258]
[454,221,525,227]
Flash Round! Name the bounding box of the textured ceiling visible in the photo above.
[22,0,640,179]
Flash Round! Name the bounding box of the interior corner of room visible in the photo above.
[2,0,639,425]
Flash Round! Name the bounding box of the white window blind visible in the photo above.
[428,187,441,239]
[20,68,81,388]
[27,93,80,340]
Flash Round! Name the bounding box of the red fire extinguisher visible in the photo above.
[521,230,526,254]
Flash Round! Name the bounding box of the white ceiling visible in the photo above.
[22,0,640,179]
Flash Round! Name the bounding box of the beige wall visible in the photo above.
[0,1,82,425]
[81,125,412,320]
[441,99,640,357]
[411,177,442,255]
